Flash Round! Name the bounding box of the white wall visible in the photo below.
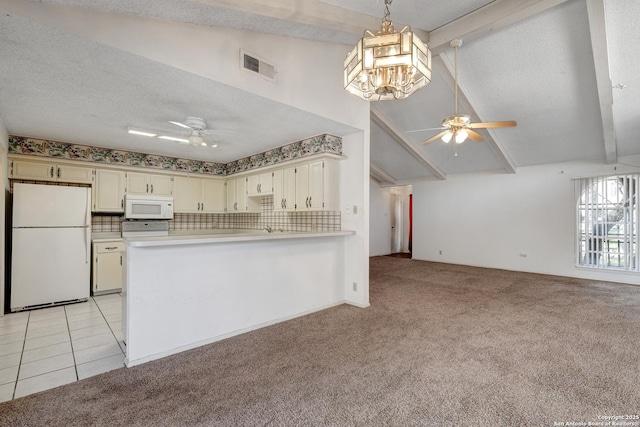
[412,157,640,285]
[369,179,392,256]
[125,236,348,366]
[341,132,369,307]
[0,117,7,315]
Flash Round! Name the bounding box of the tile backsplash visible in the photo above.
[92,196,340,233]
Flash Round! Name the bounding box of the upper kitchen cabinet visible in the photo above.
[274,159,338,212]
[10,158,93,184]
[201,179,225,213]
[174,176,225,213]
[247,172,274,197]
[127,172,173,196]
[226,177,248,212]
[92,169,126,212]
[273,166,296,212]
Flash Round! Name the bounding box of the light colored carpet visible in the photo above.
[2,257,639,426]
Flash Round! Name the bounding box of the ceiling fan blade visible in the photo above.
[169,120,191,129]
[406,127,446,133]
[469,121,517,129]
[424,130,450,145]
[466,129,484,142]
[202,129,235,135]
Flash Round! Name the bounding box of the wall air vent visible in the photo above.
[240,49,277,83]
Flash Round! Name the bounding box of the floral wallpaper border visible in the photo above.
[8,134,342,177]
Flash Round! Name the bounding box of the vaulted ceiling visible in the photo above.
[0,0,637,184]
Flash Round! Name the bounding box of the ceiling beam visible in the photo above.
[435,54,517,173]
[194,0,377,39]
[370,162,397,186]
[586,0,616,164]
[429,0,571,55]
[370,107,447,180]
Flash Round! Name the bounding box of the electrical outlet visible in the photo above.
[353,205,358,214]
[352,282,358,291]
[439,250,443,255]
[312,223,317,231]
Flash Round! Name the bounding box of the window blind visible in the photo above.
[575,174,638,271]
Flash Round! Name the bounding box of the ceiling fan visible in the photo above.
[128,116,231,148]
[167,116,234,147]
[418,39,517,145]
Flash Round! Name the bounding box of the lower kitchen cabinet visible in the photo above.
[92,241,126,295]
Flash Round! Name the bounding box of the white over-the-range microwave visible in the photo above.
[124,194,174,220]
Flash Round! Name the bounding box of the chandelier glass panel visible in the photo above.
[344,0,432,101]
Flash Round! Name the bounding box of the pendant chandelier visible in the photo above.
[344,0,432,101]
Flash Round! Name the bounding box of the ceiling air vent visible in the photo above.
[240,49,277,83]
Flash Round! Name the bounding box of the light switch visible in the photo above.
[353,205,358,214]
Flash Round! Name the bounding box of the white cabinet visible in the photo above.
[10,159,93,184]
[273,167,297,212]
[174,176,225,213]
[273,160,338,212]
[225,177,248,212]
[92,169,126,212]
[92,241,125,295]
[127,172,173,196]
[247,172,273,196]
[201,179,226,213]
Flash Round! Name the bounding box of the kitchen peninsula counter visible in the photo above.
[122,228,355,367]
[124,229,354,247]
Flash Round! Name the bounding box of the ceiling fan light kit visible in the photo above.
[344,0,431,101]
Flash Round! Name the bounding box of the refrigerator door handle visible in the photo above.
[85,188,91,264]
[85,188,91,227]
[85,226,90,264]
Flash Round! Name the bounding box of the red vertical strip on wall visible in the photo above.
[408,194,413,253]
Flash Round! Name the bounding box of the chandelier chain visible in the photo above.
[383,0,392,24]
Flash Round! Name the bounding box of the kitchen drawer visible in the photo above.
[95,241,125,254]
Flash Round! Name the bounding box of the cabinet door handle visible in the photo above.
[121,199,124,209]
[309,196,312,208]
[105,246,118,250]
[201,203,204,211]
[57,167,61,179]
[147,184,149,193]
[50,166,54,178]
[151,184,154,193]
[197,202,200,210]
[120,255,122,266]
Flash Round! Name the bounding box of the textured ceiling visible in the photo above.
[0,0,638,182]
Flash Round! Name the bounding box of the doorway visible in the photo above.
[389,185,412,255]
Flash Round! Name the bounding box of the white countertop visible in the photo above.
[124,229,355,247]
[91,232,123,243]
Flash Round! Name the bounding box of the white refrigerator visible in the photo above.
[11,183,92,311]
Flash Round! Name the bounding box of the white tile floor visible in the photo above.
[0,294,125,402]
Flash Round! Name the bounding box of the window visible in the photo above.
[575,174,638,271]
